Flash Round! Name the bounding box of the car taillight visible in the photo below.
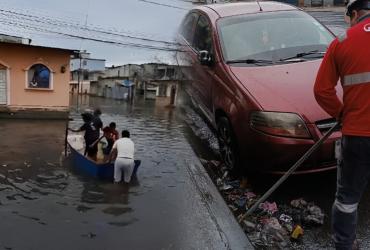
[250,111,311,139]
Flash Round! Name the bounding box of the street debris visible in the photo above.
[291,198,307,209]
[216,178,223,186]
[259,201,278,215]
[305,204,325,225]
[202,160,326,249]
[291,225,304,240]
[279,214,293,224]
[219,184,233,191]
[23,161,31,168]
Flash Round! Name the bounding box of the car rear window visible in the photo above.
[217,10,334,63]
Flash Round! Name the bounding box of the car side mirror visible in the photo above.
[198,50,213,66]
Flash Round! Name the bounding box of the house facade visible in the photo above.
[0,37,76,118]
[140,64,184,104]
[90,64,141,100]
[70,52,105,94]
[88,63,185,105]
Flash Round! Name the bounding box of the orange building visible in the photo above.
[0,37,77,118]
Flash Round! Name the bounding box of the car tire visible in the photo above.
[217,116,240,172]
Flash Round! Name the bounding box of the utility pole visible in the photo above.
[76,51,82,111]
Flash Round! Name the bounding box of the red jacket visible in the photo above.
[314,15,370,137]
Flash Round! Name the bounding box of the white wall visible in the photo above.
[70,58,105,71]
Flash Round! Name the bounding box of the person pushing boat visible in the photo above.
[69,111,101,161]
[108,130,135,184]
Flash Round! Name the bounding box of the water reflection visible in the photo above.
[0,94,213,249]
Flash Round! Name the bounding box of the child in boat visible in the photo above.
[108,130,135,184]
[102,122,119,160]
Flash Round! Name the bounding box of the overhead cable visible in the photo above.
[0,18,185,52]
[0,8,181,46]
[137,0,189,10]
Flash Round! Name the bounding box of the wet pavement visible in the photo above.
[0,94,252,250]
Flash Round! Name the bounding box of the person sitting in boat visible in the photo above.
[108,130,135,184]
[69,112,100,161]
[102,122,119,159]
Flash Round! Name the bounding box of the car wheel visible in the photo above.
[217,116,239,171]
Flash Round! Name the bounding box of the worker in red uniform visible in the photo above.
[314,0,370,249]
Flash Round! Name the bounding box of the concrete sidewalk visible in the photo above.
[184,161,254,249]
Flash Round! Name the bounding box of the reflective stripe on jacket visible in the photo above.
[314,15,370,136]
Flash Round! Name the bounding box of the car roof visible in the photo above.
[194,1,298,18]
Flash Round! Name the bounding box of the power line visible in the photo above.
[0,4,189,52]
[137,0,189,10]
[0,17,180,51]
[0,18,186,52]
[0,8,181,46]
[172,0,194,2]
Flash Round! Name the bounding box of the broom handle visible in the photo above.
[239,122,340,221]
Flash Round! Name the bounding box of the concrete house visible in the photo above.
[140,63,184,103]
[70,51,105,94]
[90,64,142,99]
[88,63,185,105]
[0,34,77,118]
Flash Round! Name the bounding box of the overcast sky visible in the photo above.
[0,0,192,66]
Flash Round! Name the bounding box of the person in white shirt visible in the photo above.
[108,130,135,183]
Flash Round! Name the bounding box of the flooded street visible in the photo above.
[0,94,250,250]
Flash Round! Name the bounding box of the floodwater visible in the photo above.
[0,93,251,250]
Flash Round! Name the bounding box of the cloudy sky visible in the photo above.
[0,0,193,66]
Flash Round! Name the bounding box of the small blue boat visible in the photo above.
[68,134,140,180]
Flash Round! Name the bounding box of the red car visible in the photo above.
[177,2,342,174]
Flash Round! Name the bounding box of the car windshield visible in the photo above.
[217,10,334,64]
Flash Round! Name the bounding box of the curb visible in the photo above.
[186,162,255,249]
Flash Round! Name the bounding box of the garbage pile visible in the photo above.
[204,160,325,249]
